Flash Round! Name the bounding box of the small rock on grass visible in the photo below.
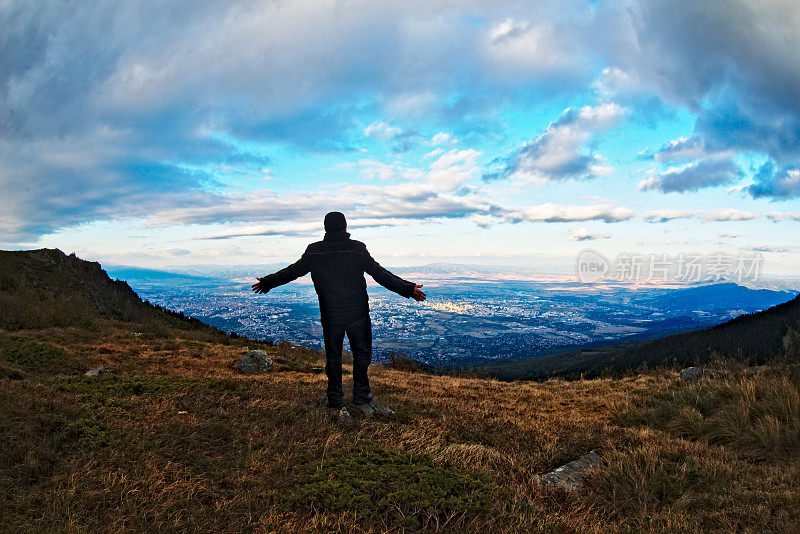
[538,450,601,491]
[85,366,105,377]
[233,350,273,374]
[679,366,713,383]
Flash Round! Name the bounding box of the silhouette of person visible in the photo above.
[252,211,426,421]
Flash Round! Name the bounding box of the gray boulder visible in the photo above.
[85,366,105,377]
[538,450,601,491]
[680,367,713,382]
[233,350,273,374]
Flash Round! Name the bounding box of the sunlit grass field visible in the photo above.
[2,319,799,533]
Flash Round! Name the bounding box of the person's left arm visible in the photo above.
[358,243,426,301]
[252,247,310,294]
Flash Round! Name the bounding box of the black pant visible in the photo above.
[322,313,374,408]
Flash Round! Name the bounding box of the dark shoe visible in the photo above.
[358,397,394,417]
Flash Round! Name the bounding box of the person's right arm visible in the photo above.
[252,247,310,294]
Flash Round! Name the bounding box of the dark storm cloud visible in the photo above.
[619,0,800,199]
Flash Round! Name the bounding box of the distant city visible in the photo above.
[110,264,799,368]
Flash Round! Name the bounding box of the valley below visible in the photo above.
[113,265,798,368]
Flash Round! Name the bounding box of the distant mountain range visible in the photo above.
[484,289,800,380]
[638,281,796,313]
[105,260,800,292]
[104,266,213,282]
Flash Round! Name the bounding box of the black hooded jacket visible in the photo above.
[257,231,416,322]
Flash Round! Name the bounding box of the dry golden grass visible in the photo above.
[2,320,799,533]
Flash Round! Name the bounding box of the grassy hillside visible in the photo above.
[2,249,799,532]
[2,321,799,532]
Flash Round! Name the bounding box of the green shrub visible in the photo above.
[50,374,210,397]
[59,417,118,449]
[0,336,71,372]
[276,441,496,529]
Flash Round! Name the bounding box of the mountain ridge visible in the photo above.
[0,248,225,334]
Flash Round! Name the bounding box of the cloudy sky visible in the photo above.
[2,0,800,273]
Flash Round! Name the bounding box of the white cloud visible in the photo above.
[430,132,456,146]
[385,91,439,118]
[591,66,639,97]
[4,0,799,246]
[749,245,791,253]
[357,159,399,181]
[483,18,582,80]
[153,183,636,240]
[588,164,615,176]
[703,209,758,222]
[642,209,701,223]
[364,121,403,141]
[749,166,800,199]
[424,149,482,191]
[766,211,800,222]
[654,137,717,161]
[610,0,800,200]
[502,202,635,223]
[505,103,627,184]
[197,218,410,240]
[568,227,611,241]
[644,209,765,223]
[148,149,489,230]
[469,214,493,228]
[423,148,444,159]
